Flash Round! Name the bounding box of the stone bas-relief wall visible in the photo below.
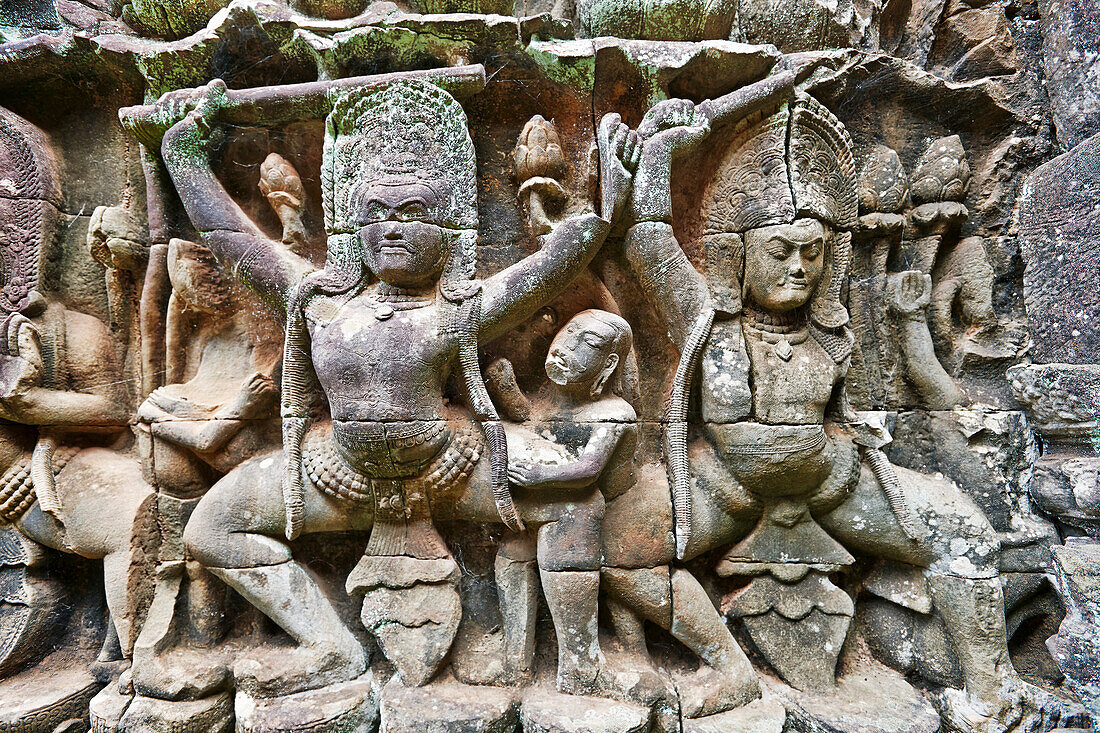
[0,0,1097,730]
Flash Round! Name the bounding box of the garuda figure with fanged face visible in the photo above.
[148,76,639,697]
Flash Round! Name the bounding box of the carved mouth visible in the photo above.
[379,242,410,255]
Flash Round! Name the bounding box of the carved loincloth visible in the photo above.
[303,421,481,506]
[303,421,481,559]
[0,446,81,525]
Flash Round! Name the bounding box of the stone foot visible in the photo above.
[130,646,231,701]
[90,681,132,733]
[768,660,941,733]
[521,689,651,733]
[232,642,367,699]
[117,692,233,733]
[235,671,377,733]
[934,678,1091,733]
[675,663,761,719]
[682,693,787,733]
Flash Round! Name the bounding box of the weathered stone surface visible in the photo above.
[235,674,378,733]
[681,693,787,733]
[520,691,651,733]
[1047,538,1100,713]
[379,677,518,732]
[1019,133,1100,364]
[886,410,1044,537]
[769,662,942,733]
[1038,0,1100,150]
[929,5,1018,80]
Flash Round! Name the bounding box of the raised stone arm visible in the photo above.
[622,99,713,351]
[480,114,640,342]
[123,67,487,311]
[622,72,803,350]
[145,85,309,311]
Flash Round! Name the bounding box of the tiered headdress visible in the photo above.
[698,90,856,350]
[322,80,478,234]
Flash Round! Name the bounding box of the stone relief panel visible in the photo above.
[0,0,1097,730]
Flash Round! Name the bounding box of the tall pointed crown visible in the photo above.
[322,80,479,235]
[702,91,857,234]
[0,106,61,315]
[700,90,856,341]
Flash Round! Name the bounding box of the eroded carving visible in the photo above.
[0,2,1093,730]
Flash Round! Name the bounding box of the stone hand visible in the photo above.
[597,113,641,225]
[148,79,229,141]
[0,315,43,400]
[245,372,277,403]
[633,99,711,223]
[507,459,549,488]
[231,372,278,419]
[778,53,838,86]
[637,98,711,154]
[886,270,932,319]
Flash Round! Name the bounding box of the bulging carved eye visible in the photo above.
[397,201,427,220]
[358,200,387,224]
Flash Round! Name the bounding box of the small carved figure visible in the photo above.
[490,309,637,693]
[140,71,639,699]
[0,107,154,690]
[129,235,283,700]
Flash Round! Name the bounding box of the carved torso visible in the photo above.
[307,288,458,424]
[530,394,638,500]
[743,326,840,426]
[306,287,461,478]
[700,314,842,498]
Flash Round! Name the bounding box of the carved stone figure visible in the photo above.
[128,234,283,706]
[490,309,636,693]
[1,0,1098,727]
[138,71,640,707]
[0,105,155,728]
[620,89,1084,732]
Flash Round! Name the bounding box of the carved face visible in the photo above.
[355,181,447,288]
[545,313,621,395]
[742,218,826,312]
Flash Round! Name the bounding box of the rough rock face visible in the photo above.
[0,0,1097,731]
[1037,0,1100,151]
[1019,134,1100,364]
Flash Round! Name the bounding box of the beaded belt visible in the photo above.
[0,446,80,525]
[304,422,481,507]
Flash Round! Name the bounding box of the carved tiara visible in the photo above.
[702,91,857,235]
[322,79,479,235]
